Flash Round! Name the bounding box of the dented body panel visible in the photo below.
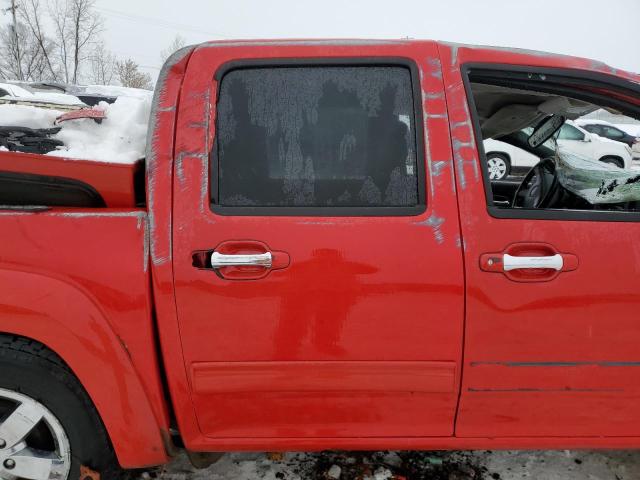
[3,39,640,469]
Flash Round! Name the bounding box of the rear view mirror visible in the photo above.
[528,115,566,148]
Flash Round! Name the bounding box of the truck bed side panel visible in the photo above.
[0,209,168,467]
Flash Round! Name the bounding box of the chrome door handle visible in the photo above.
[210,251,272,269]
[503,253,563,271]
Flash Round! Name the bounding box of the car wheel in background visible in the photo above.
[486,153,511,180]
[599,156,625,169]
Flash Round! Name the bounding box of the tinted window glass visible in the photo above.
[602,126,625,138]
[557,124,584,140]
[214,66,419,208]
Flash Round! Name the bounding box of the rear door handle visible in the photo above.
[503,253,563,271]
[211,251,272,269]
[192,241,289,280]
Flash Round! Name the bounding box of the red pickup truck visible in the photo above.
[2,39,640,480]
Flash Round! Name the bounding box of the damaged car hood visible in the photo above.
[556,148,640,204]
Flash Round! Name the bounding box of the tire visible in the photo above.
[599,156,625,169]
[0,335,122,480]
[486,153,511,180]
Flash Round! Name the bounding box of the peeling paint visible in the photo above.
[143,217,150,273]
[431,160,448,177]
[0,211,146,218]
[452,139,472,188]
[450,120,471,130]
[414,212,445,244]
[423,91,445,100]
[175,151,208,185]
[146,45,196,267]
[55,211,146,219]
[427,57,442,79]
[443,41,574,62]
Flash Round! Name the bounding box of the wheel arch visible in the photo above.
[485,150,511,162]
[0,268,169,468]
[598,154,626,168]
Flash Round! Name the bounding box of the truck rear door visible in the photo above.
[170,41,464,444]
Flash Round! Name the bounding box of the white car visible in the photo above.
[483,120,634,180]
[0,82,85,107]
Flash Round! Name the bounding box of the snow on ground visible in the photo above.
[0,92,151,164]
[144,450,640,480]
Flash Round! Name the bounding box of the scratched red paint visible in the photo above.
[1,40,639,470]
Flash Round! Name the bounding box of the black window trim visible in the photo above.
[461,62,640,223]
[210,57,427,217]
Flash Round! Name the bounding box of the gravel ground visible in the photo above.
[144,449,640,480]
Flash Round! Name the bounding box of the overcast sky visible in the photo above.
[95,0,640,81]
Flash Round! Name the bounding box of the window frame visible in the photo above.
[210,57,427,217]
[461,62,640,223]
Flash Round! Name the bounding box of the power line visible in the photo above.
[94,6,223,38]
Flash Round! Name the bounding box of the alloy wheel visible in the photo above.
[0,388,71,480]
[487,157,508,180]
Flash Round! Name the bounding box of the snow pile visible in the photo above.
[81,85,153,100]
[0,104,60,129]
[50,96,151,164]
[0,82,84,106]
[0,93,152,164]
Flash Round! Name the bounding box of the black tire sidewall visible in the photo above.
[0,348,119,480]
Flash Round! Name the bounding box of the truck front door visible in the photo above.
[442,44,640,439]
[171,42,464,444]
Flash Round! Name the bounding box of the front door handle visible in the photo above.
[211,251,273,269]
[480,242,578,282]
[503,253,563,272]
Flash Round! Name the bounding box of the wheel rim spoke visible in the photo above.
[6,447,65,480]
[0,401,44,448]
[0,388,71,480]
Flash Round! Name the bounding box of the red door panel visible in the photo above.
[441,43,640,438]
[171,41,464,441]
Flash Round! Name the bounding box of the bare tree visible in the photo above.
[50,0,103,84]
[160,34,186,63]
[89,41,115,85]
[18,0,59,80]
[0,21,51,81]
[116,58,152,90]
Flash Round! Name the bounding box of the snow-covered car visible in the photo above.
[483,120,634,179]
[0,82,86,108]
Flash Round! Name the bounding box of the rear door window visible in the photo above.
[213,65,422,213]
